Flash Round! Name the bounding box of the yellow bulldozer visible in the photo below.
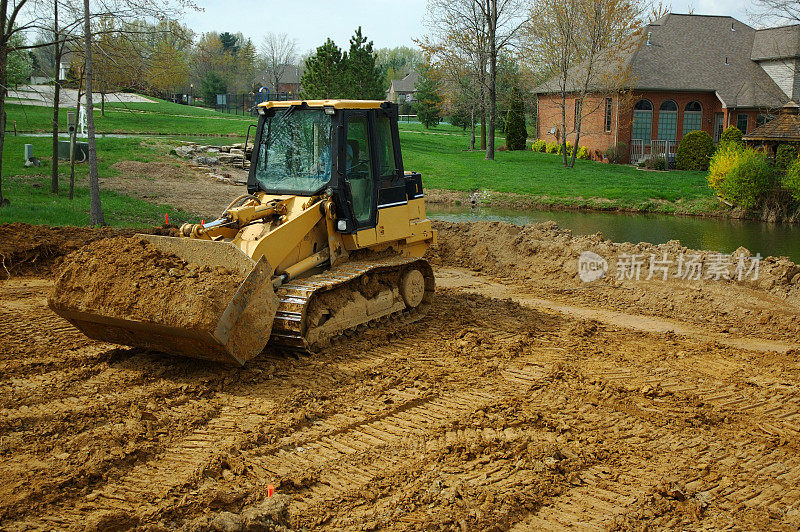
[49,100,436,365]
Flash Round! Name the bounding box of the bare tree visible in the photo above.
[524,0,642,167]
[259,32,297,96]
[750,0,800,24]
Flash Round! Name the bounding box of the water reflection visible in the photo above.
[428,205,800,262]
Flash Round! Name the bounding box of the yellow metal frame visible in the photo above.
[258,99,386,110]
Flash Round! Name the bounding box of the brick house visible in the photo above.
[535,14,794,164]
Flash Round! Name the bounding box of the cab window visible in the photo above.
[345,116,374,224]
[376,116,396,177]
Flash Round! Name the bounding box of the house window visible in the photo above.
[683,101,702,134]
[632,99,653,143]
[657,100,678,141]
[757,113,774,127]
[737,113,748,133]
[604,98,613,132]
[574,99,582,127]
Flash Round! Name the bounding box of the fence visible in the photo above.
[163,91,296,116]
[630,139,676,165]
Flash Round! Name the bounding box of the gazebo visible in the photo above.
[743,101,800,157]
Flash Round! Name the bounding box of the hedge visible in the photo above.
[676,130,715,171]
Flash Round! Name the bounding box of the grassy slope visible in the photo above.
[398,126,717,213]
[0,136,196,227]
[6,98,255,136]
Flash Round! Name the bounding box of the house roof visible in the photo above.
[752,25,800,60]
[535,13,788,109]
[389,72,419,93]
[743,101,800,141]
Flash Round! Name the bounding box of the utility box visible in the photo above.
[67,111,76,134]
[57,140,89,161]
[24,144,33,161]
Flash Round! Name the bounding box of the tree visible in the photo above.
[82,0,103,225]
[201,71,226,107]
[147,20,193,95]
[343,27,386,99]
[259,32,297,94]
[749,0,800,24]
[413,66,442,128]
[6,31,31,84]
[523,0,642,168]
[421,0,525,159]
[504,84,526,150]
[375,46,424,85]
[300,38,345,99]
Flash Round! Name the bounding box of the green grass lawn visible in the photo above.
[1,98,720,228]
[6,98,255,136]
[0,135,195,227]
[399,127,717,213]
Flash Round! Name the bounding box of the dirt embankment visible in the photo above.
[431,220,800,341]
[0,223,175,280]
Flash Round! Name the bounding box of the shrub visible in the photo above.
[776,143,799,171]
[557,141,573,156]
[504,86,527,150]
[546,142,559,154]
[638,156,666,170]
[604,141,627,164]
[576,146,589,160]
[719,125,743,148]
[676,130,715,171]
[709,147,774,209]
[531,139,546,152]
[707,143,739,191]
[784,158,800,202]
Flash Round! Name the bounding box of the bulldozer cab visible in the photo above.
[249,100,417,234]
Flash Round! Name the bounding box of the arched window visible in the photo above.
[632,99,653,142]
[683,101,703,134]
[658,100,678,140]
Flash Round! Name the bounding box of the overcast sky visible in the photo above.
[184,0,751,55]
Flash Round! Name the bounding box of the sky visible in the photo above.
[183,0,751,55]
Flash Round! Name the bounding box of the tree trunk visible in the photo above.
[570,96,582,168]
[101,92,104,116]
[50,0,61,193]
[0,40,8,207]
[470,106,476,151]
[83,0,104,225]
[480,111,486,150]
[485,0,497,160]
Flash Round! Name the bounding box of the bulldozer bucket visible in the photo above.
[50,235,279,366]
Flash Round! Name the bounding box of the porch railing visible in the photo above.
[630,139,676,165]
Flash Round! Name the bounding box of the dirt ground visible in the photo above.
[2,219,800,531]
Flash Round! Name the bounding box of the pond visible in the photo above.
[427,204,800,263]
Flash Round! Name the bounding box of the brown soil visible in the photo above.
[2,222,800,530]
[49,236,244,331]
[431,220,800,342]
[107,159,247,220]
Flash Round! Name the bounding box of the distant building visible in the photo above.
[386,72,419,103]
[534,14,795,164]
[262,64,303,98]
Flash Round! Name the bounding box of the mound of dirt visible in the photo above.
[430,220,800,340]
[49,236,244,332]
[0,223,176,279]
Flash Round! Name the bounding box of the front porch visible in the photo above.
[630,139,678,165]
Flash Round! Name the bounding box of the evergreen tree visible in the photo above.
[201,71,227,107]
[343,27,386,99]
[504,85,527,150]
[413,66,442,129]
[300,38,345,99]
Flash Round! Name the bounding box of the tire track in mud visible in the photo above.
[6,332,468,529]
[240,359,550,527]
